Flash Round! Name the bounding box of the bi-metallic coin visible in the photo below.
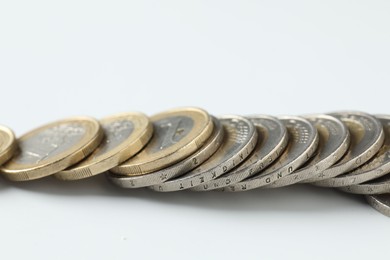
[306,111,384,183]
[191,115,288,191]
[111,107,214,176]
[265,114,350,188]
[1,117,103,181]
[316,115,390,187]
[224,116,319,192]
[108,117,224,188]
[150,115,257,192]
[55,112,153,180]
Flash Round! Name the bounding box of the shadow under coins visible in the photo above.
[0,173,368,213]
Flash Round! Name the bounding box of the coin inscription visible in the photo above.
[151,116,257,192]
[224,116,319,192]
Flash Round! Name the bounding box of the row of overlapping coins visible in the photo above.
[0,108,389,216]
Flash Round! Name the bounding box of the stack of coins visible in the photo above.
[1,108,390,217]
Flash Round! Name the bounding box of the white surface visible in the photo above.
[0,1,389,259]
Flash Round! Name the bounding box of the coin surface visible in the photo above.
[224,116,319,192]
[1,117,103,181]
[265,114,350,188]
[191,115,288,191]
[315,115,390,187]
[366,194,390,217]
[150,115,257,192]
[108,117,224,188]
[55,112,153,180]
[0,125,17,166]
[305,111,384,183]
[111,107,213,176]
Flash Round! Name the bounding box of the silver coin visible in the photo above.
[339,174,390,195]
[190,115,288,191]
[223,116,319,192]
[366,194,390,217]
[107,117,224,188]
[305,111,384,183]
[316,115,390,187]
[150,115,258,192]
[264,114,350,188]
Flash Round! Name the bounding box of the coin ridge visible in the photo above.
[112,107,214,175]
[108,116,224,188]
[54,112,153,180]
[315,114,390,187]
[265,114,350,188]
[150,115,258,192]
[366,194,390,217]
[338,174,390,195]
[223,116,319,192]
[191,115,289,191]
[305,111,385,183]
[1,116,103,181]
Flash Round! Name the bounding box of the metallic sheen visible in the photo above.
[224,116,319,192]
[151,115,257,192]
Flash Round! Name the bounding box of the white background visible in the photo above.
[1,0,389,259]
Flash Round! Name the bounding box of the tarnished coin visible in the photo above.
[224,116,319,192]
[265,114,350,188]
[1,117,103,181]
[108,117,224,188]
[0,125,17,166]
[191,115,288,191]
[339,174,390,195]
[112,107,213,176]
[366,194,390,217]
[150,115,257,192]
[55,112,153,180]
[305,111,384,183]
[316,115,390,187]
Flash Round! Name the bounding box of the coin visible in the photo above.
[339,174,390,195]
[107,116,224,188]
[111,107,213,176]
[1,117,103,181]
[224,116,319,192]
[315,115,390,187]
[0,125,17,166]
[150,115,257,192]
[54,112,153,181]
[305,111,384,183]
[265,114,350,188]
[366,194,390,217]
[191,115,288,191]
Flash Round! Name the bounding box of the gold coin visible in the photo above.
[0,125,17,166]
[1,117,103,181]
[112,107,214,176]
[55,112,153,180]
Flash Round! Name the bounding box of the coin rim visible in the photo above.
[55,112,153,180]
[0,125,17,166]
[1,116,103,181]
[112,107,214,175]
[108,116,224,188]
[224,115,319,192]
[191,115,289,191]
[267,114,350,188]
[152,115,258,192]
[305,111,385,182]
